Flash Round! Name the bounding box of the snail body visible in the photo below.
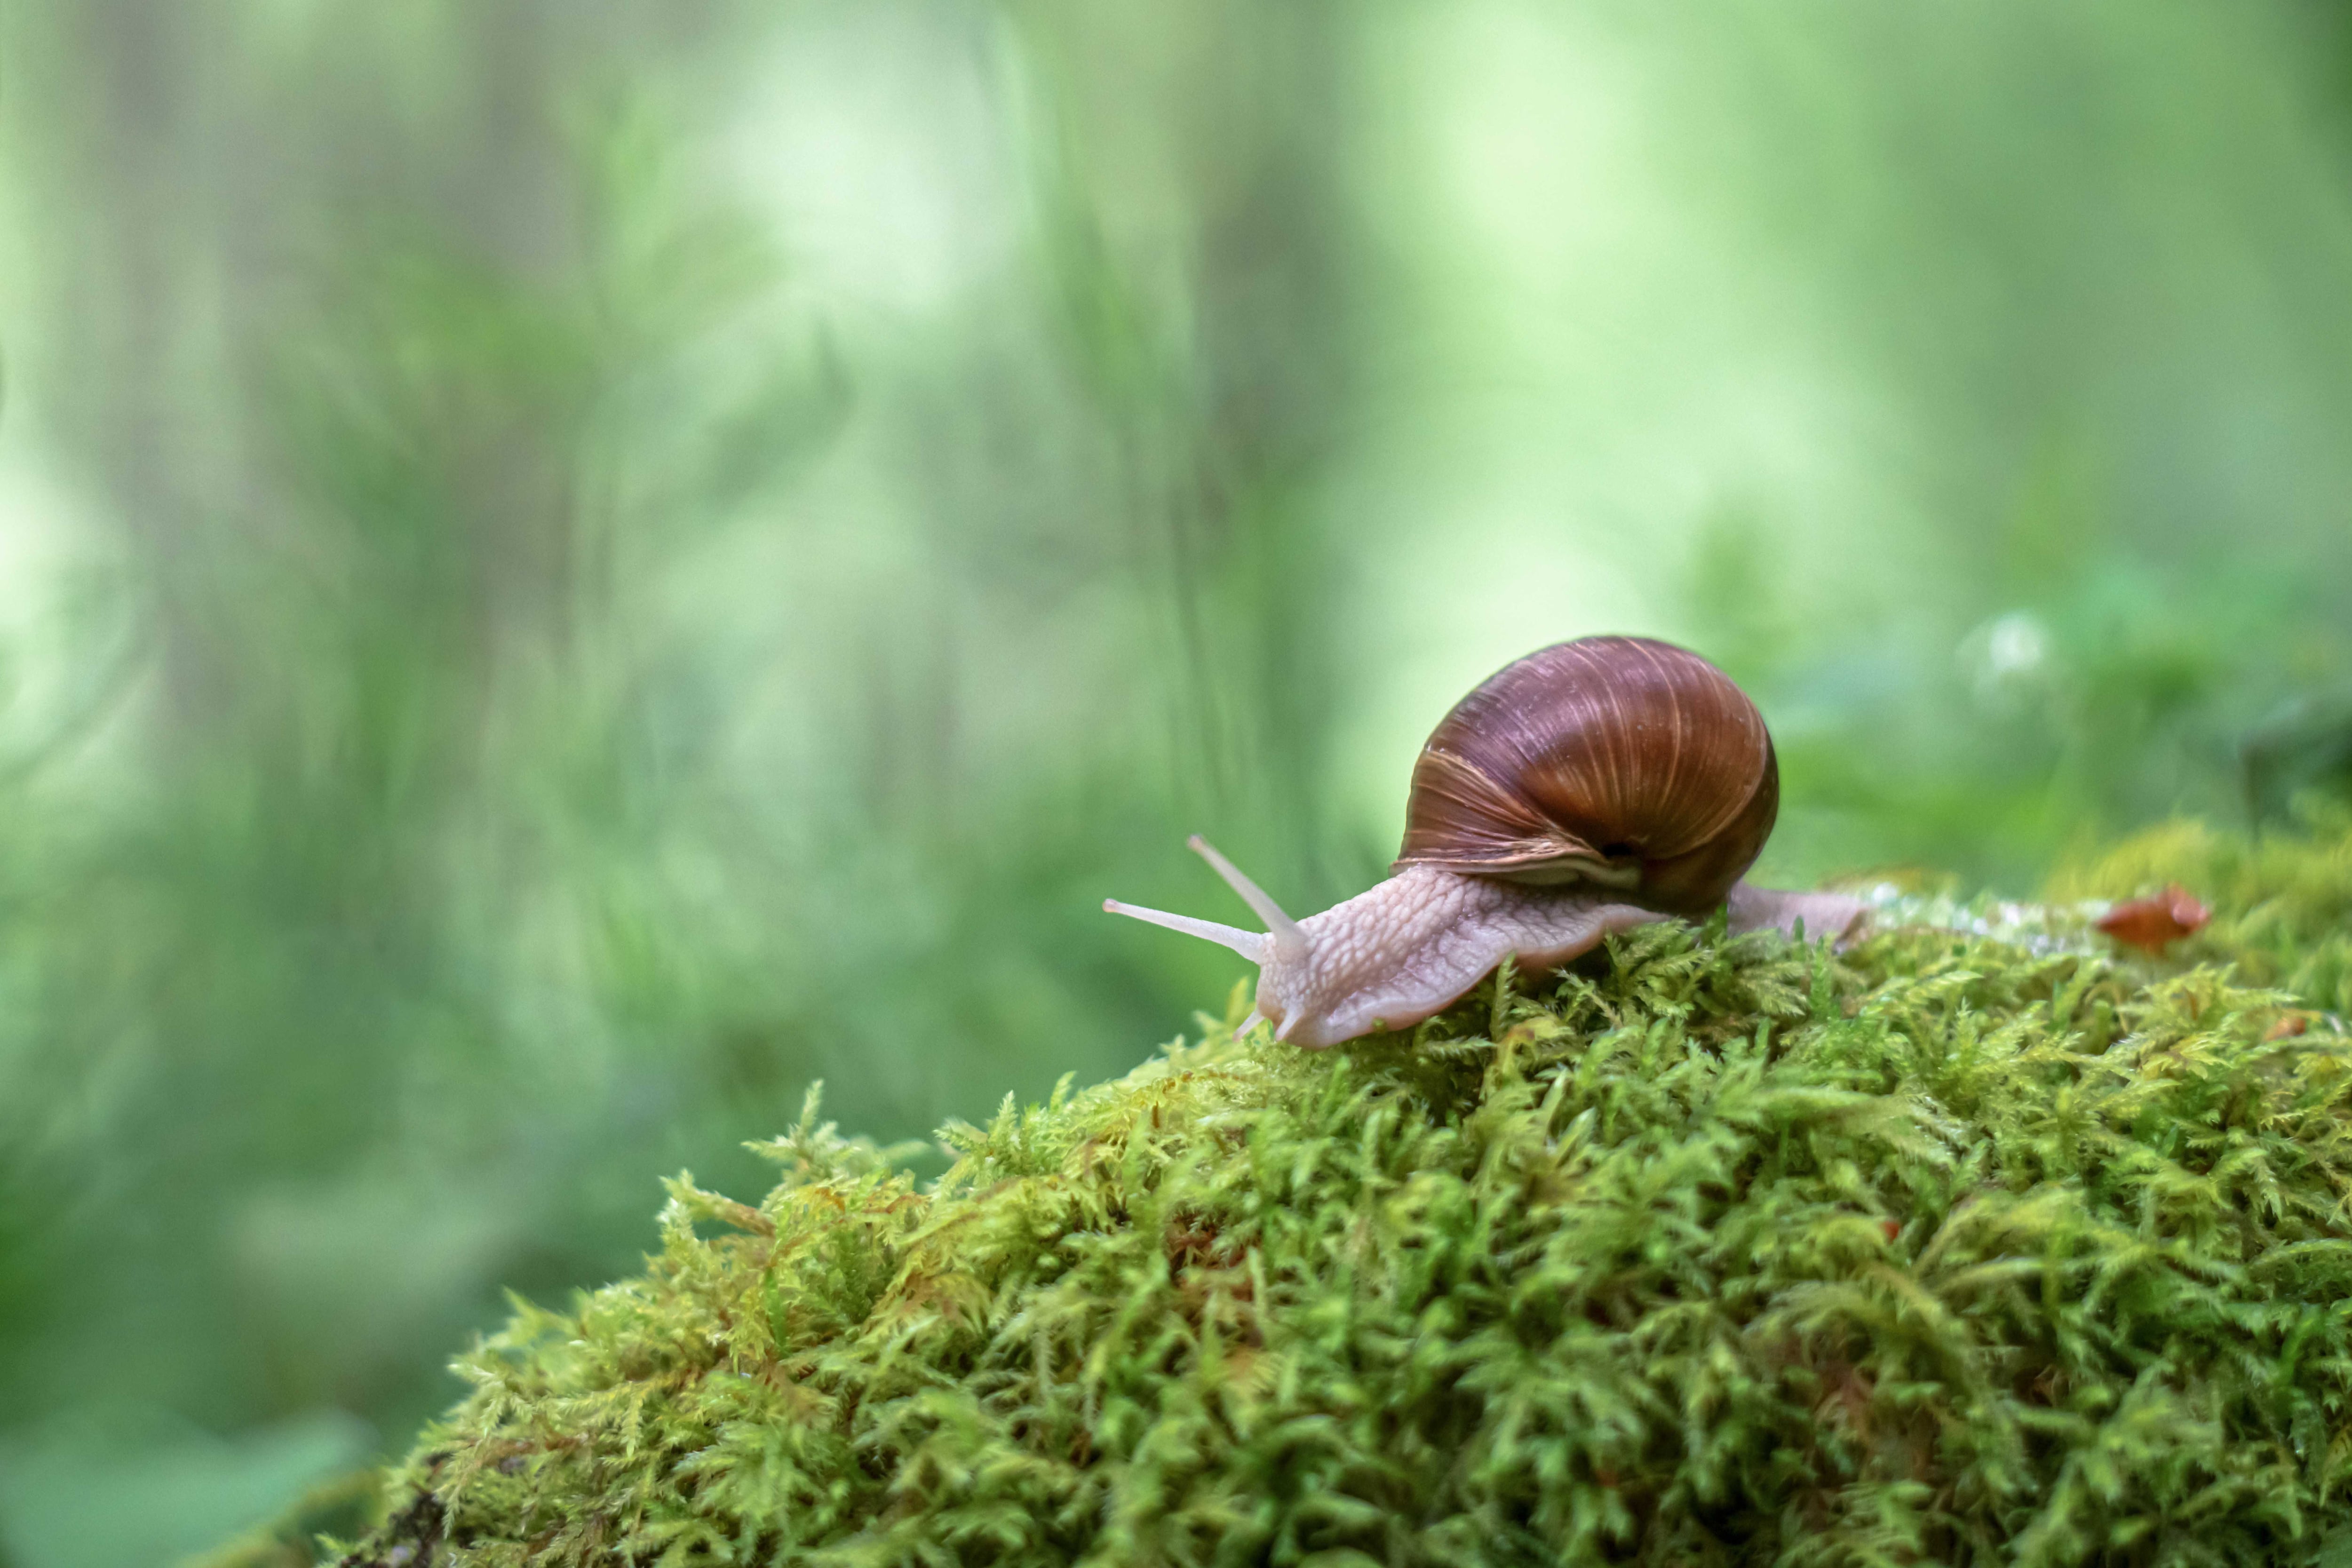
[1105,636,1868,1048]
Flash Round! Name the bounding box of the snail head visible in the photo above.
[1103,836,1314,1041]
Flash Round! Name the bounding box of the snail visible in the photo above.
[1104,636,1869,1048]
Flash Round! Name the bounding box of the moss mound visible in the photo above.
[343,822,2352,1568]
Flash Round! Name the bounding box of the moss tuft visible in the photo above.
[342,822,2352,1567]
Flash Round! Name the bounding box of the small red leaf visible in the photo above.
[2095,884,2210,954]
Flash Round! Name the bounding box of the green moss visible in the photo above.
[339,822,2352,1567]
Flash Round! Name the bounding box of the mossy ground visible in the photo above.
[331,818,2352,1567]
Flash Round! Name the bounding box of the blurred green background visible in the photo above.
[2,1,2351,1562]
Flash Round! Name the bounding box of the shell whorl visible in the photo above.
[1392,636,1779,915]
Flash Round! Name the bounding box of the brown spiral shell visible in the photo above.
[1392,636,1779,916]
